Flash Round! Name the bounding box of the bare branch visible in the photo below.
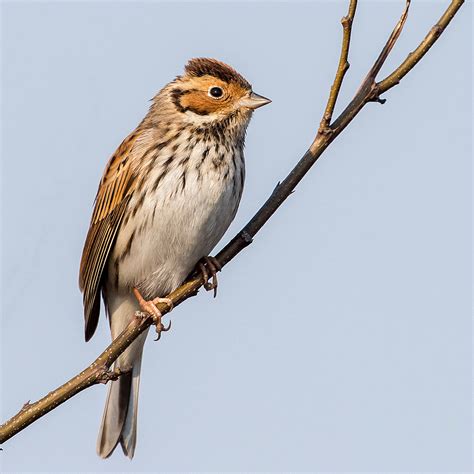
[360,0,411,94]
[378,0,465,94]
[0,0,465,445]
[319,0,358,133]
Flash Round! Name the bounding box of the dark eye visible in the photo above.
[209,86,223,98]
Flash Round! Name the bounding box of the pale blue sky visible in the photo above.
[1,1,472,472]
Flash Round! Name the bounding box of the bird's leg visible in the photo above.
[197,256,222,298]
[132,287,173,341]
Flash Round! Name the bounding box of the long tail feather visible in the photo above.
[96,293,148,459]
[97,368,133,458]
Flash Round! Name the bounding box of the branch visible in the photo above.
[378,0,465,94]
[0,0,465,445]
[319,0,358,133]
[324,0,412,139]
[360,0,411,96]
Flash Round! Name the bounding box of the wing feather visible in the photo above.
[79,131,140,341]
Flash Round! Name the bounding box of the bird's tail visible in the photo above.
[96,294,148,459]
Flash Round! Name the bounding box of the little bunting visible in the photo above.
[79,58,271,458]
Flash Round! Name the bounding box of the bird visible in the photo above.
[78,58,271,459]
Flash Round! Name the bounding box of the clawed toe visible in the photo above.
[133,288,173,341]
[197,256,222,297]
[154,319,171,341]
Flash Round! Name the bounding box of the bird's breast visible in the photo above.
[108,134,244,299]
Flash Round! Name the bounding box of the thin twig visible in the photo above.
[0,0,465,445]
[377,0,465,94]
[319,0,358,133]
[359,0,411,99]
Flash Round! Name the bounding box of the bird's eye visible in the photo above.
[208,86,223,98]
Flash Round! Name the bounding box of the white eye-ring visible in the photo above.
[208,86,224,98]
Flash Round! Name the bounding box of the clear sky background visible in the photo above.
[1,1,472,472]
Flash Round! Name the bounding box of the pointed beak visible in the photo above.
[240,91,272,110]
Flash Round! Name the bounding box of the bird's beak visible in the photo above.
[240,91,272,110]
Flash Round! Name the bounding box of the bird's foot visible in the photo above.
[197,256,222,298]
[133,288,173,341]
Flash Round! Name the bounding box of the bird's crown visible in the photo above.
[184,58,251,90]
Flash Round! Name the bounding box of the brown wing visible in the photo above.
[79,131,140,341]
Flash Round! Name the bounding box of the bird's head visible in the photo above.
[150,58,271,129]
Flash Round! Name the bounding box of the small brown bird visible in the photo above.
[79,58,270,458]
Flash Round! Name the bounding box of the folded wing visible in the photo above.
[79,131,141,341]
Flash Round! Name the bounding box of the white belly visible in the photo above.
[108,141,244,299]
